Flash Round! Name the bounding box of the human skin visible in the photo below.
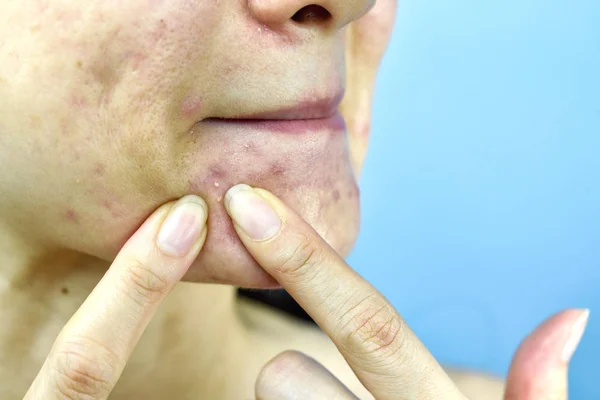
[1,1,581,399]
[0,0,399,398]
[0,0,395,289]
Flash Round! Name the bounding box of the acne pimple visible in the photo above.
[209,166,226,180]
[270,163,285,176]
[65,209,80,224]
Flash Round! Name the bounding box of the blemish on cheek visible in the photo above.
[70,94,88,109]
[181,95,204,119]
[65,209,80,224]
[332,189,341,202]
[269,163,286,176]
[101,199,124,219]
[209,166,227,180]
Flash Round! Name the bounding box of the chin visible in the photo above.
[170,114,361,288]
[180,179,361,289]
[69,101,361,288]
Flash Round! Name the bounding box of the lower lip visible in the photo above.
[204,112,346,134]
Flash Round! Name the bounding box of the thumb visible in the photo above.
[504,309,589,400]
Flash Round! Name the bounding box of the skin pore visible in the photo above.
[0,1,505,398]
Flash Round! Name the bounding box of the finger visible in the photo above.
[504,309,589,400]
[25,195,208,400]
[225,185,464,400]
[256,351,359,400]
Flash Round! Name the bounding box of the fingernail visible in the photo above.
[561,309,590,363]
[157,195,207,257]
[225,184,281,241]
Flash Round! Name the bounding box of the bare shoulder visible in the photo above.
[237,298,505,400]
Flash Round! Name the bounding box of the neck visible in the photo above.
[0,222,250,399]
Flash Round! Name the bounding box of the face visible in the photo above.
[0,0,396,288]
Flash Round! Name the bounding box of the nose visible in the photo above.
[248,0,375,31]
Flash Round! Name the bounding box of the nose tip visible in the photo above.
[248,0,374,31]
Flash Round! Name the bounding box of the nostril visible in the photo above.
[291,5,332,25]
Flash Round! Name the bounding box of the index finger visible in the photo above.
[25,195,208,400]
[225,184,465,400]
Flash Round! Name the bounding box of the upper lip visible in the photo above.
[223,91,345,121]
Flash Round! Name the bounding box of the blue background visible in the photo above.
[348,0,600,398]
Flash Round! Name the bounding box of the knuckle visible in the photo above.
[50,337,118,399]
[334,294,407,358]
[274,234,326,281]
[118,256,170,308]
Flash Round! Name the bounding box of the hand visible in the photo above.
[224,184,589,400]
[24,195,208,400]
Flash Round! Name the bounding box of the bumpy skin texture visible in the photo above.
[0,0,396,288]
